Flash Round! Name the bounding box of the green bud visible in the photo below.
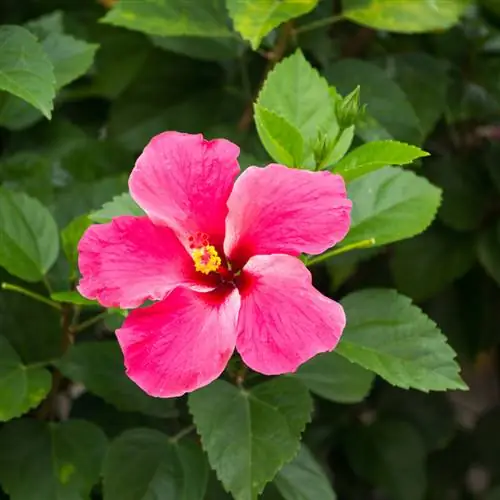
[312,130,336,169]
[336,85,363,129]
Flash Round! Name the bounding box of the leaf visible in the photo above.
[90,192,145,223]
[336,289,466,391]
[273,445,336,500]
[101,0,233,38]
[0,26,55,118]
[0,188,59,282]
[342,167,441,247]
[189,378,313,500]
[57,342,177,418]
[478,222,500,287]
[0,419,107,500]
[325,59,421,144]
[390,229,476,301]
[0,336,51,422]
[61,215,91,280]
[294,352,374,404]
[342,0,470,33]
[103,428,208,500]
[254,104,304,167]
[346,420,427,500]
[332,140,428,182]
[226,0,318,49]
[50,291,98,306]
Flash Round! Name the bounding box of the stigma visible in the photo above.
[192,245,222,275]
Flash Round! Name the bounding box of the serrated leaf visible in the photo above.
[226,0,317,49]
[332,140,428,182]
[342,167,441,247]
[103,429,208,500]
[189,378,312,500]
[254,104,304,166]
[0,337,51,422]
[0,188,59,282]
[336,289,466,391]
[294,352,374,404]
[57,342,177,418]
[0,26,55,118]
[0,419,107,500]
[273,445,336,500]
[101,0,233,37]
[90,192,144,223]
[343,0,470,33]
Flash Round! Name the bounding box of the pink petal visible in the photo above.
[224,164,351,267]
[78,216,211,309]
[235,254,346,375]
[116,287,240,398]
[129,131,240,247]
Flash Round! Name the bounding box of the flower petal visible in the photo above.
[129,131,240,247]
[236,254,346,375]
[78,216,210,309]
[224,164,351,267]
[116,287,240,398]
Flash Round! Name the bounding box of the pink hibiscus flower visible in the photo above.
[78,131,352,398]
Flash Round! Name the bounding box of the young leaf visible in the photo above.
[273,445,336,500]
[103,429,208,500]
[342,167,441,247]
[0,26,55,118]
[50,290,98,306]
[332,140,429,182]
[0,188,59,282]
[226,0,318,49]
[0,419,108,500]
[101,0,233,37]
[294,351,374,404]
[61,215,91,280]
[254,104,304,167]
[189,378,312,500]
[57,342,177,418]
[336,289,467,391]
[0,337,51,422]
[343,0,470,33]
[90,192,144,223]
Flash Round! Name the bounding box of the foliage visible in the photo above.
[1,0,500,499]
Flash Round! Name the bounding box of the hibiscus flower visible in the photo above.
[78,131,352,397]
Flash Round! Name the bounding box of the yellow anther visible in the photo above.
[192,245,222,275]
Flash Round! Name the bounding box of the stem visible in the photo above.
[43,275,53,294]
[71,311,109,334]
[1,282,62,311]
[170,425,196,443]
[295,14,344,34]
[306,238,376,267]
[26,359,59,370]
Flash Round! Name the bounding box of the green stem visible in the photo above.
[170,425,196,443]
[71,311,109,334]
[1,282,62,311]
[295,14,344,34]
[26,358,59,370]
[305,238,376,266]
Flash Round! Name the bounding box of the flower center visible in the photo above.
[191,244,222,275]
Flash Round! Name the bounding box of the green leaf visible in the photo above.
[57,342,177,418]
[294,352,374,404]
[0,188,59,282]
[101,0,233,38]
[0,419,107,500]
[50,291,98,307]
[189,378,313,500]
[346,420,427,500]
[226,0,318,49]
[325,59,421,144]
[0,337,51,422]
[336,289,466,391]
[103,429,208,500]
[254,104,304,167]
[273,445,336,500]
[478,222,500,287]
[0,26,55,118]
[342,167,441,247]
[257,50,338,167]
[342,0,470,33]
[90,192,145,223]
[390,229,476,301]
[61,215,91,280]
[332,140,428,182]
